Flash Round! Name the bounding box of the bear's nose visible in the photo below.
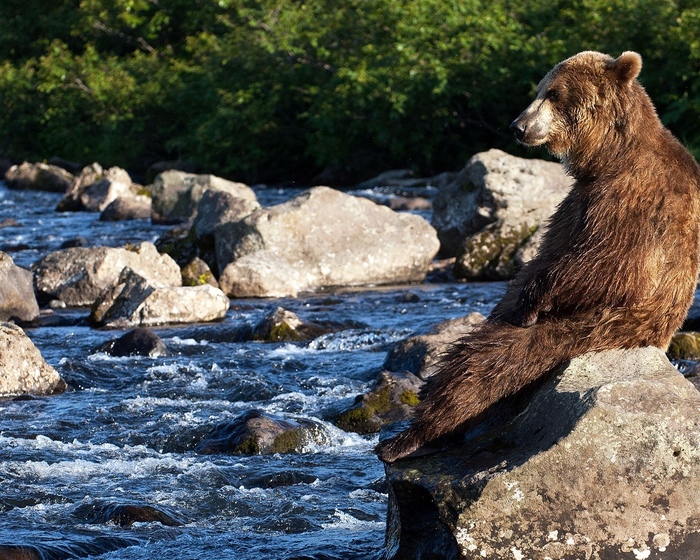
[510,120,526,140]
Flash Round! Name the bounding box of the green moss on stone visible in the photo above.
[400,390,420,407]
[334,406,375,434]
[233,437,260,455]
[271,429,307,454]
[668,332,700,361]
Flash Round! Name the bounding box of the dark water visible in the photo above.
[0,183,506,559]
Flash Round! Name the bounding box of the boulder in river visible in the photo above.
[196,409,331,455]
[333,370,423,434]
[99,195,152,221]
[383,312,486,379]
[0,252,40,324]
[90,268,229,328]
[0,322,67,397]
[4,161,74,193]
[193,188,260,242]
[33,242,181,307]
[217,186,440,298]
[431,149,570,278]
[93,327,168,357]
[382,347,700,559]
[151,170,257,224]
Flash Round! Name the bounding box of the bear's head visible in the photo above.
[510,51,649,161]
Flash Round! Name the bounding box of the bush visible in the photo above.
[1,0,699,183]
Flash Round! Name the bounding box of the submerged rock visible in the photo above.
[251,306,335,342]
[33,242,181,307]
[0,252,40,324]
[382,347,700,559]
[4,161,74,192]
[0,322,67,397]
[217,186,440,297]
[333,371,423,434]
[196,409,331,455]
[90,268,229,328]
[73,501,181,527]
[93,328,168,357]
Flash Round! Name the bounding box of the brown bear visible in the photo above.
[376,51,700,463]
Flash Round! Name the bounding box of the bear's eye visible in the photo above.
[546,89,561,102]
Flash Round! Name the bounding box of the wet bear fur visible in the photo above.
[376,51,700,463]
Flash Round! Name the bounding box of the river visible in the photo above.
[0,182,506,559]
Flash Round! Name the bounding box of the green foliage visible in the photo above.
[1,0,700,181]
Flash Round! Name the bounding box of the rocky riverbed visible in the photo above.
[3,155,700,560]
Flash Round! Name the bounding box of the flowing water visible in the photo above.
[0,182,506,560]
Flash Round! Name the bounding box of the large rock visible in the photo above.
[0,323,67,396]
[0,252,40,323]
[431,150,570,271]
[90,268,229,328]
[151,170,257,224]
[33,242,181,307]
[4,161,74,193]
[383,347,700,559]
[217,186,440,298]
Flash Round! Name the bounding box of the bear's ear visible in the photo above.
[608,51,642,84]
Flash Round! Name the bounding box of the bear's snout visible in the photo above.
[510,119,526,140]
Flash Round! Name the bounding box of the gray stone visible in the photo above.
[193,189,260,241]
[33,242,181,307]
[195,409,331,455]
[0,322,66,396]
[57,164,137,212]
[4,161,74,193]
[432,149,570,262]
[384,313,486,379]
[333,370,423,434]
[383,347,700,559]
[151,170,257,224]
[217,186,440,297]
[0,252,40,323]
[90,268,229,328]
[99,195,152,221]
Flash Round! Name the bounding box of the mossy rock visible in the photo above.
[333,371,423,434]
[668,331,700,361]
[454,221,537,281]
[195,410,330,455]
[182,257,219,288]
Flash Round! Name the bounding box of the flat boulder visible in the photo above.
[90,268,229,328]
[383,347,700,559]
[0,322,67,396]
[4,161,74,193]
[0,252,40,324]
[217,186,440,297]
[151,170,257,224]
[33,242,181,307]
[431,149,570,277]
